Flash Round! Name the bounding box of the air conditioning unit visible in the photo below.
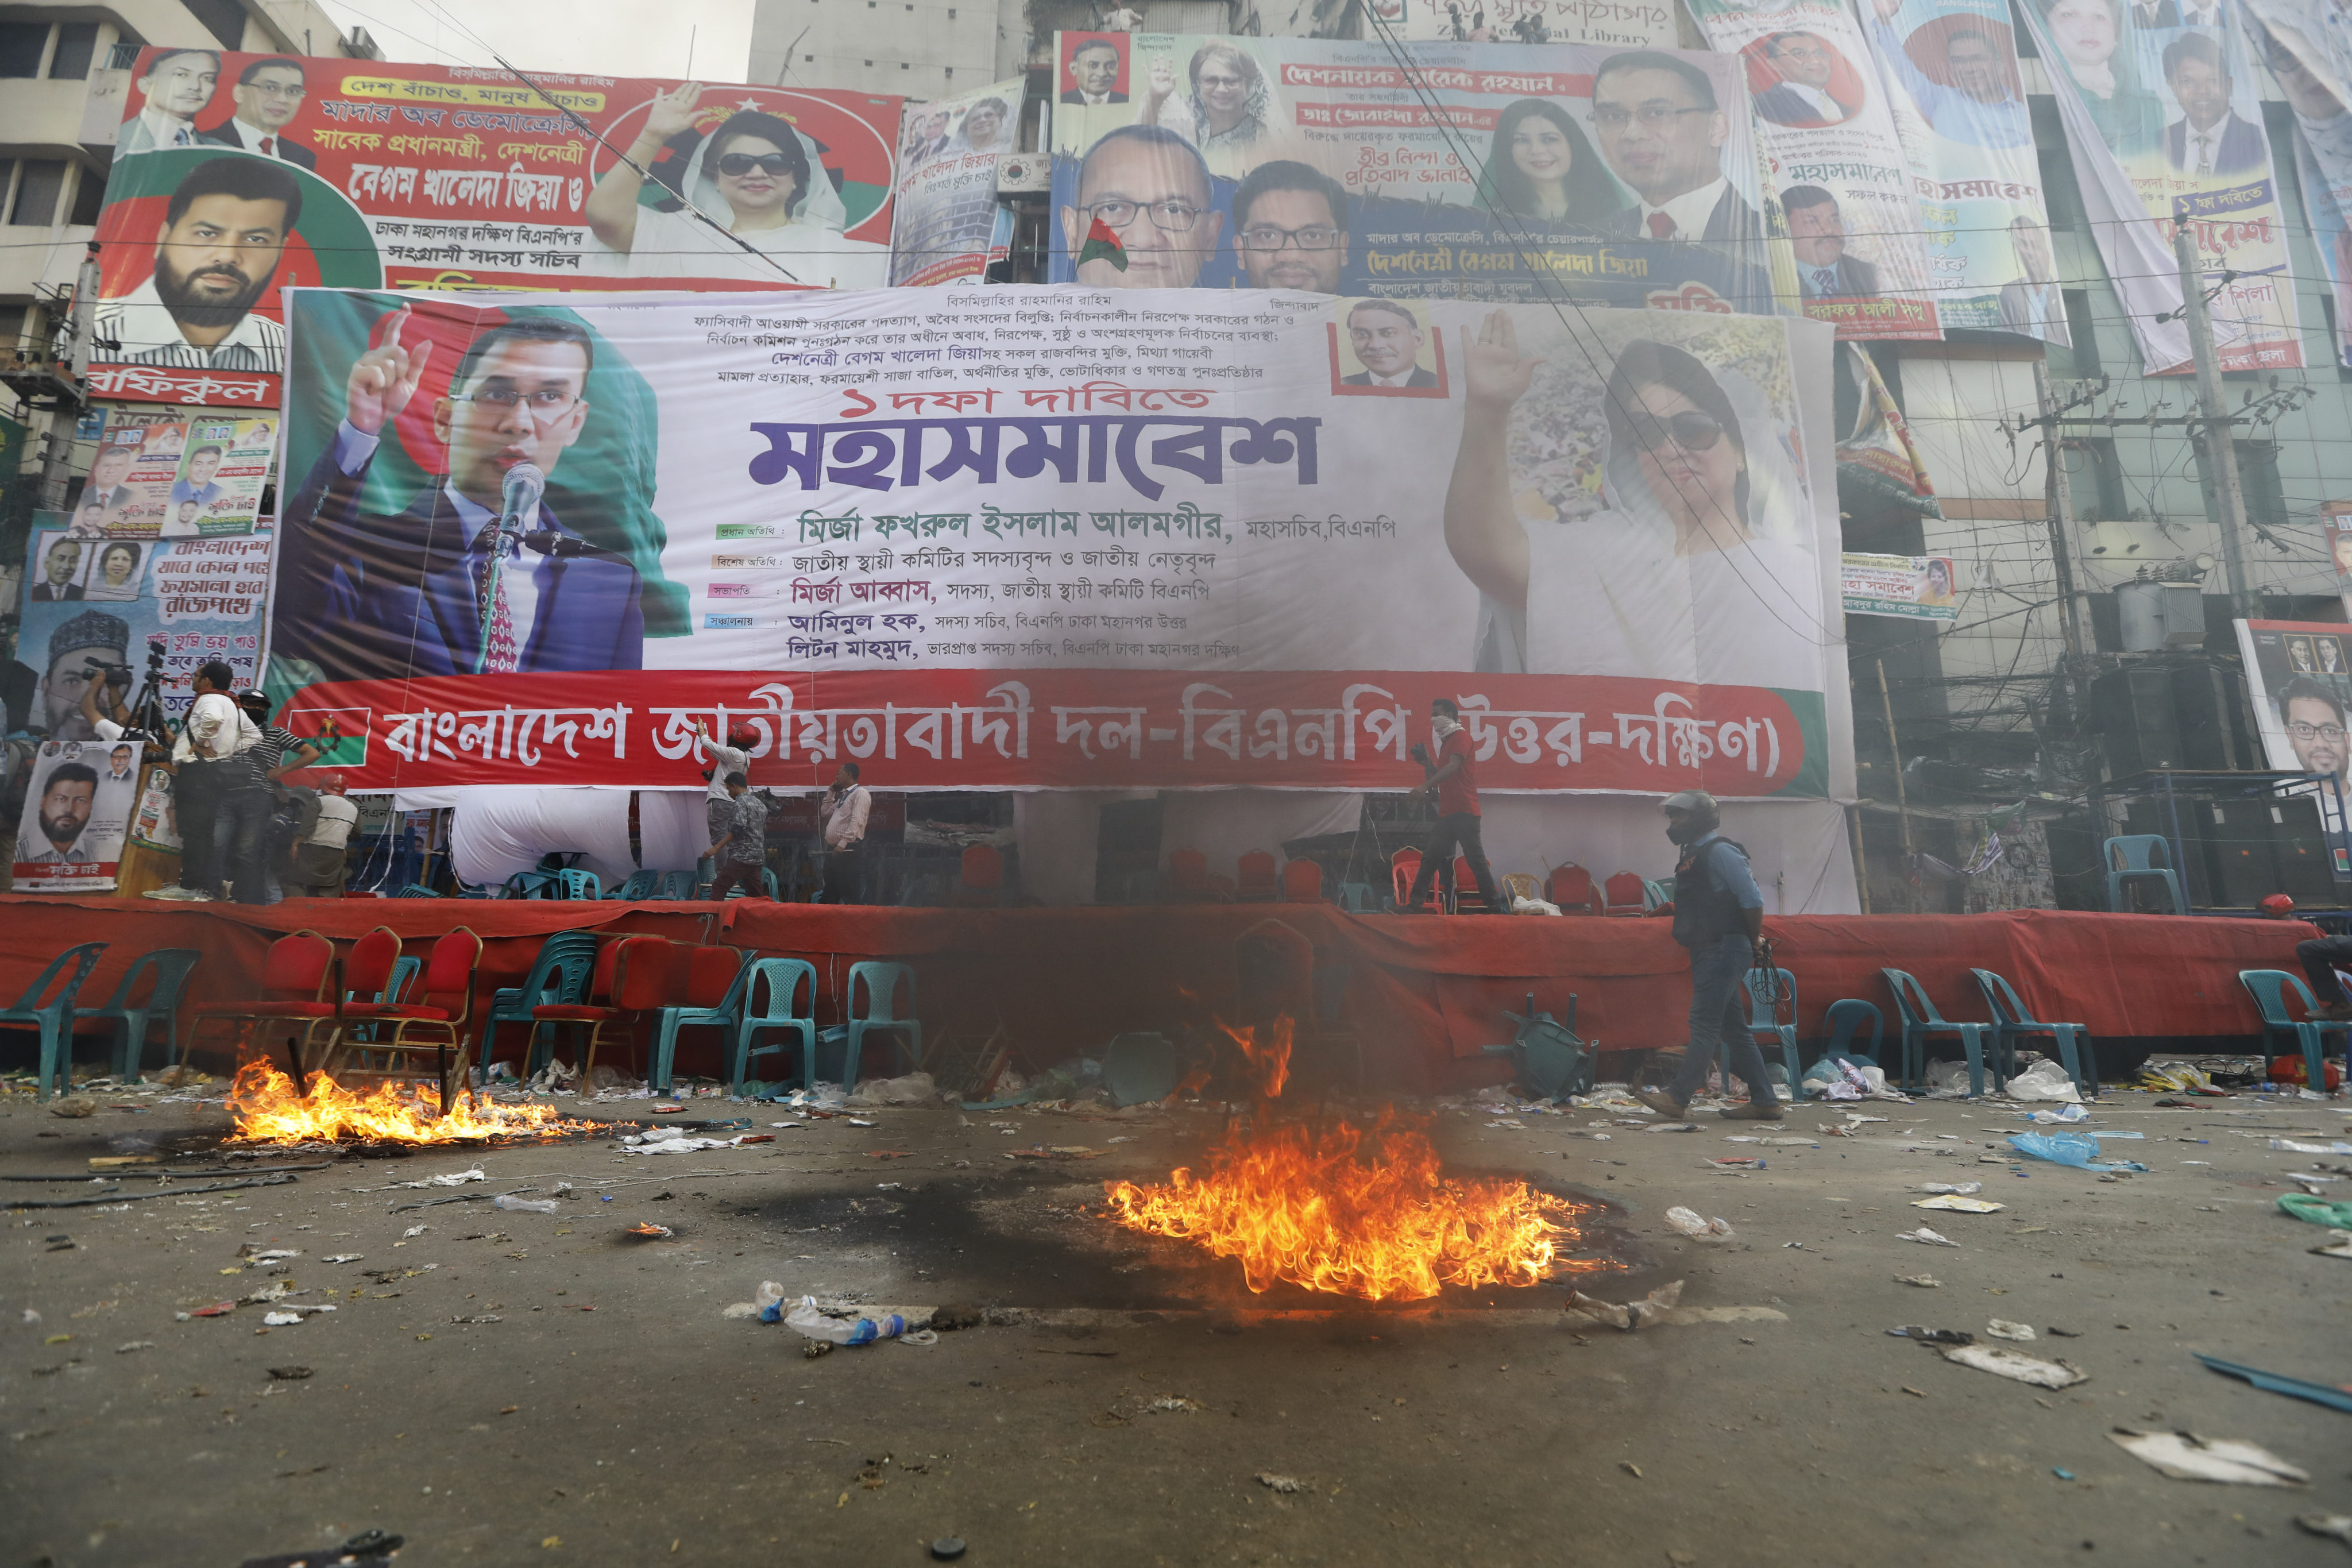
[2117,580,2206,651]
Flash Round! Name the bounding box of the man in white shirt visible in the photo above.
[142,659,261,902]
[115,49,219,156]
[198,57,317,169]
[1340,300,1439,389]
[95,156,300,376]
[293,774,359,897]
[819,762,872,905]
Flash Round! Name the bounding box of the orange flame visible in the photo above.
[1102,1111,1604,1301]
[1218,1014,1292,1100]
[226,1060,593,1145]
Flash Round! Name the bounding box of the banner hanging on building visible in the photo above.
[67,407,278,539]
[1841,551,1957,619]
[889,79,1024,286]
[13,738,147,893]
[91,47,905,404]
[1686,0,1941,339]
[2018,0,2301,373]
[269,286,1844,796]
[2242,0,2352,369]
[1857,0,2065,343]
[20,513,272,744]
[1045,31,1780,311]
[2325,501,2352,620]
[1370,0,1679,46]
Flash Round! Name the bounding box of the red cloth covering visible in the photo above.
[0,896,2309,1091]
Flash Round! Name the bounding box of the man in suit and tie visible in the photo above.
[116,48,218,156]
[1751,32,1859,127]
[1339,300,1438,388]
[1784,186,1880,300]
[1591,52,1763,247]
[1061,39,1127,105]
[277,308,644,682]
[198,58,317,169]
[1998,215,2071,343]
[2163,32,2266,176]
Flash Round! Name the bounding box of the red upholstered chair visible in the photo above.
[1450,857,1490,913]
[1280,857,1323,903]
[1602,872,1648,917]
[1163,848,1234,902]
[1547,864,1602,916]
[1389,847,1423,910]
[187,929,335,1075]
[1236,850,1279,902]
[563,936,682,1087]
[324,927,484,1113]
[949,844,1005,907]
[527,936,629,1081]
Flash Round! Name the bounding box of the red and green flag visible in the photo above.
[1078,215,1126,272]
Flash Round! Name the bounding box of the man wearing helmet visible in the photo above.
[1635,790,1783,1119]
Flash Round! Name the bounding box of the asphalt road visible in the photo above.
[6,1077,2349,1566]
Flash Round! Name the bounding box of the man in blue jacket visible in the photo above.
[1635,790,1785,1121]
[277,306,644,681]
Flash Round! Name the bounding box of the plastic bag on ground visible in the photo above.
[2006,1059,2083,1103]
[1511,896,1562,916]
[2008,1132,2146,1173]
[785,1295,909,1346]
[1942,1344,2088,1388]
[1924,1060,1972,1098]
[847,1072,937,1108]
[1663,1206,1735,1240]
[2026,1103,2090,1124]
[492,1194,559,1214]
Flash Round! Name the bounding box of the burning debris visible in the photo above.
[226,1061,596,1146]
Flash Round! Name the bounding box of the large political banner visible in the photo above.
[91,47,904,405]
[1371,0,1678,46]
[889,79,1024,286]
[2017,0,2300,373]
[1045,32,1779,311]
[2243,0,2352,368]
[1858,0,2065,342]
[13,738,147,893]
[65,407,278,539]
[1686,0,1940,339]
[267,286,1843,797]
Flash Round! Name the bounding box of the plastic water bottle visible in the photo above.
[755,1281,787,1324]
[492,1194,559,1214]
[784,1295,907,1345]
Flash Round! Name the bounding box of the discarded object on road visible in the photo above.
[2297,1514,2352,1547]
[1890,1325,1973,1345]
[2194,1352,2352,1415]
[930,1538,968,1561]
[2311,1230,2352,1259]
[1663,1206,1735,1239]
[2024,1103,2090,1124]
[785,1295,910,1346]
[625,1223,674,1239]
[1482,991,1598,1102]
[1894,1274,1942,1287]
[1708,1157,1766,1170]
[2272,1138,2352,1155]
[1941,1345,2088,1388]
[492,1194,559,1214]
[1986,1319,2037,1342]
[237,1527,403,1567]
[1897,1227,1959,1246]
[2107,1428,2308,1485]
[2005,1060,2084,1103]
[1256,1473,1310,1494]
[2008,1133,2148,1173]
[2276,1194,2352,1229]
[1565,1280,1686,1331]
[1913,1195,2006,1212]
[1918,1182,1983,1195]
[847,1071,939,1108]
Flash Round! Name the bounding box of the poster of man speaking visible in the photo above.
[272,291,686,687]
[13,738,144,892]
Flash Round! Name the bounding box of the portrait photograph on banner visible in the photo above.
[66,408,278,539]
[1045,32,1779,311]
[2243,0,2352,367]
[268,284,1843,798]
[12,738,145,893]
[890,79,1024,286]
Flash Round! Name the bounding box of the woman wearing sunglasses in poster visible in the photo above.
[584,82,890,289]
[1442,310,1821,687]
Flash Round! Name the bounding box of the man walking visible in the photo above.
[1635,790,1783,1120]
[819,762,871,905]
[708,773,769,901]
[142,659,261,902]
[1401,697,1503,913]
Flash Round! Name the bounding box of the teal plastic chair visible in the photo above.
[348,954,422,1044]
[1821,999,1882,1065]
[2238,969,2347,1096]
[75,948,200,1083]
[1736,966,1802,1095]
[395,884,440,898]
[1971,968,2097,1098]
[723,867,781,901]
[504,870,558,900]
[659,870,696,902]
[5,941,109,1100]
[2103,835,2184,914]
[1882,968,1999,1096]
[480,932,600,1085]
[556,868,600,901]
[606,870,661,901]
[731,959,819,1095]
[650,947,750,1091]
[841,961,922,1086]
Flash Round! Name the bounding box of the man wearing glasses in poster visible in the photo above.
[276,306,645,682]
[1230,160,1349,293]
[1060,124,1223,289]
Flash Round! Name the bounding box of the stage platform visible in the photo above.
[0,897,2309,1091]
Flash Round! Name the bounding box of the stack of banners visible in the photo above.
[1045,31,1782,310]
[1857,0,2065,342]
[1686,0,1941,338]
[20,514,271,744]
[13,739,148,893]
[1840,551,1959,619]
[2242,0,2352,368]
[265,285,1847,795]
[1368,0,1681,45]
[65,407,278,540]
[1833,341,1941,513]
[2017,0,2299,373]
[889,80,1026,286]
[93,47,905,405]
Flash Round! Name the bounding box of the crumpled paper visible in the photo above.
[2108,1429,2308,1485]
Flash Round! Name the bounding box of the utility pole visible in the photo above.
[24,244,98,512]
[2173,225,2254,620]
[2031,360,2088,664]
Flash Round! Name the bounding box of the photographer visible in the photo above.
[141,660,262,903]
[75,654,137,741]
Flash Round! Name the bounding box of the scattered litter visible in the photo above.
[1913,1196,2006,1213]
[1255,1473,1309,1494]
[2025,1104,2090,1125]
[1150,1396,1203,1413]
[2194,1353,2352,1415]
[2005,1060,2083,1103]
[390,1168,485,1189]
[401,1226,428,1239]
[261,1312,302,1327]
[1486,1119,1527,1130]
[1565,1280,1693,1331]
[844,1118,877,1127]
[752,1281,787,1324]
[322,1254,363,1265]
[930,1536,968,1561]
[116,1342,153,1354]
[1707,1157,1766,1171]
[1941,1345,2088,1388]
[1646,1122,1701,1134]
[2311,1230,2352,1260]
[1898,1227,1959,1247]
[785,1296,910,1346]
[1619,1461,1643,1477]
[2107,1429,2307,1485]
[1917,1182,1983,1195]
[1663,1207,1735,1239]
[2297,1515,2352,1547]
[492,1195,559,1214]
[188,1301,237,1318]
[48,1098,95,1118]
[625,1223,674,1239]
[847,1072,939,1108]
[2053,1467,2076,1481]
[1986,1319,2037,1342]
[2270,1138,2352,1155]
[2276,1195,2352,1229]
[1890,1326,1973,1345]
[266,1366,313,1380]
[2009,1133,2147,1173]
[899,1328,940,1346]
[1894,1275,1942,1288]
[721,1302,759,1320]
[1003,1146,1105,1161]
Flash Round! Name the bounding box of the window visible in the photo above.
[68,166,103,227]
[0,21,47,76]
[7,161,66,227]
[50,22,98,79]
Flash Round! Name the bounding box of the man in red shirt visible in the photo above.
[1402,697,1504,913]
